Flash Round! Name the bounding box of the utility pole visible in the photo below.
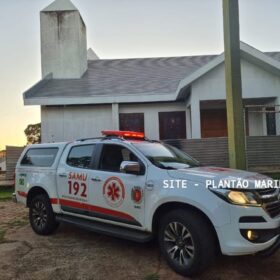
[223,0,247,170]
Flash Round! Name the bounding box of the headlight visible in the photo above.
[209,188,261,206]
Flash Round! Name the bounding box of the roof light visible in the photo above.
[101,130,145,139]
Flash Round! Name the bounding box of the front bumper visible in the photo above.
[257,235,280,257]
[216,205,280,256]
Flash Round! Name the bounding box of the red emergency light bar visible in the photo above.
[101,130,145,139]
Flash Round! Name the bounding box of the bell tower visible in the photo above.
[40,0,87,79]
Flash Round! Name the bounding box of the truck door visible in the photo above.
[57,144,96,216]
[87,143,147,228]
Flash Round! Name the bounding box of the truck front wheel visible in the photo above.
[29,194,59,235]
[158,209,216,277]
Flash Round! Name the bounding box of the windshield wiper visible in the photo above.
[155,162,176,170]
[162,166,177,170]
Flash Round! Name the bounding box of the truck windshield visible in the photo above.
[133,142,200,170]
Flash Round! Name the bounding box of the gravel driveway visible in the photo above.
[0,200,279,280]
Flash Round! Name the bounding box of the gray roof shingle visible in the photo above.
[25,52,280,100]
[265,52,280,62]
[25,55,217,99]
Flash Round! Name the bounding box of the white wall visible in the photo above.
[190,59,280,138]
[41,59,280,142]
[41,102,189,142]
[0,160,6,171]
[119,102,187,140]
[41,105,113,142]
[248,111,264,136]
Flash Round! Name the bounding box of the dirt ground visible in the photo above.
[0,201,280,280]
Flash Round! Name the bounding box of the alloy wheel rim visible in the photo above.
[32,201,47,229]
[164,222,195,266]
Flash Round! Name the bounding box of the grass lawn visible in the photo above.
[0,229,6,244]
[0,186,14,201]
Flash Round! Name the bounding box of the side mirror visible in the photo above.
[120,161,141,174]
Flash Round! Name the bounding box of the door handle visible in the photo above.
[91,177,102,182]
[58,173,68,178]
[146,181,154,191]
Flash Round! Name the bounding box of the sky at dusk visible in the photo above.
[1,0,280,150]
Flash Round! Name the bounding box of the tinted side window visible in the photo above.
[67,145,95,169]
[21,148,58,167]
[99,144,139,172]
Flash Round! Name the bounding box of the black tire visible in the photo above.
[29,194,59,235]
[158,208,216,277]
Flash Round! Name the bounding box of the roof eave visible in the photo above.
[240,43,280,76]
[175,42,280,99]
[23,73,53,104]
[24,92,177,106]
[175,53,225,98]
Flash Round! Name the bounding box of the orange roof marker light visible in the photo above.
[101,130,145,139]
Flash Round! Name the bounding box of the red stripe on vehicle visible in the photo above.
[50,198,59,204]
[59,198,135,222]
[16,193,133,223]
[17,191,27,198]
[18,191,58,203]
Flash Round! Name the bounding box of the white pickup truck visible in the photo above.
[14,131,280,276]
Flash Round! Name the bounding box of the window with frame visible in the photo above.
[119,113,144,132]
[159,111,186,140]
[67,145,95,169]
[266,108,276,136]
[99,144,140,172]
[21,148,58,167]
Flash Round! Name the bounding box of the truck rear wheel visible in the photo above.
[29,194,59,235]
[158,209,216,277]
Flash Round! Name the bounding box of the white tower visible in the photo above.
[40,0,87,79]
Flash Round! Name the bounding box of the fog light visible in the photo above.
[241,229,276,243]
[247,230,259,241]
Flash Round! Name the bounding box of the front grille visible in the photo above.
[258,188,277,196]
[256,188,280,218]
[263,201,280,218]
